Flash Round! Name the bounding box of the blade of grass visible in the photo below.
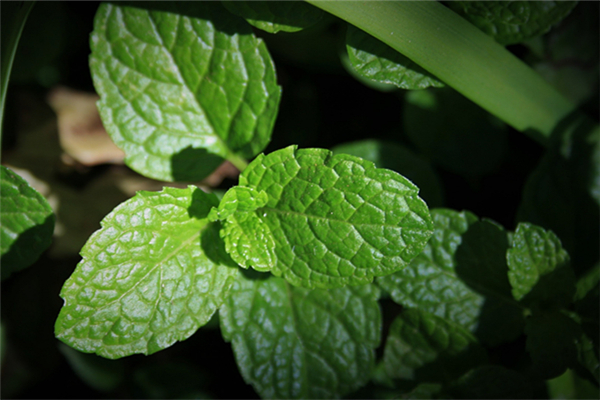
[1,1,35,143]
[306,0,582,144]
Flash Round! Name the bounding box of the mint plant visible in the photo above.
[1,1,598,398]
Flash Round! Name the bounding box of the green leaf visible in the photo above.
[211,186,276,271]
[1,165,55,280]
[58,343,125,392]
[447,1,578,45]
[448,365,547,399]
[90,2,281,181]
[221,0,324,34]
[55,186,238,359]
[230,145,433,288]
[378,308,487,386]
[574,333,600,384]
[547,368,600,400]
[517,117,599,276]
[403,87,508,178]
[525,310,581,379]
[345,24,443,90]
[507,222,574,307]
[331,139,444,208]
[219,271,381,399]
[574,263,599,302]
[377,209,484,330]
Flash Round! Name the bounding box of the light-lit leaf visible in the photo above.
[377,209,484,330]
[332,140,444,207]
[1,165,55,280]
[55,186,238,359]
[90,2,281,181]
[345,25,443,90]
[223,145,433,288]
[221,0,323,33]
[447,1,578,45]
[378,308,487,385]
[507,222,574,307]
[219,271,381,399]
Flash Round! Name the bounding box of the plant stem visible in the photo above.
[227,151,249,173]
[1,1,35,144]
[306,0,578,144]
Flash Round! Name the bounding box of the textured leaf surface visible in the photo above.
[55,186,238,359]
[0,165,54,280]
[403,87,507,178]
[232,145,433,288]
[211,186,275,271]
[222,0,323,33]
[507,223,574,307]
[219,271,381,399]
[379,308,487,385]
[447,1,578,45]
[90,2,281,181]
[525,311,581,379]
[377,209,484,331]
[332,140,444,207]
[346,25,443,90]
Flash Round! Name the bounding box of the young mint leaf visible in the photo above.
[403,87,507,178]
[1,165,54,280]
[447,1,578,45]
[219,271,381,399]
[448,365,547,399]
[332,140,444,208]
[221,0,323,34]
[574,333,600,384]
[90,2,281,181]
[209,186,275,271]
[55,186,238,359]
[377,209,484,331]
[232,145,434,288]
[525,310,581,379]
[377,308,487,386]
[345,25,444,90]
[507,223,575,307]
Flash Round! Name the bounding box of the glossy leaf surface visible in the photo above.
[378,308,487,385]
[222,0,323,33]
[346,25,443,90]
[55,187,238,359]
[332,139,444,207]
[377,209,483,330]
[0,165,54,280]
[228,145,434,288]
[507,222,574,307]
[90,2,281,181]
[220,271,381,399]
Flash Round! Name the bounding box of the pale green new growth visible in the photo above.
[0,165,55,280]
[222,0,323,34]
[232,145,433,288]
[90,2,280,181]
[220,271,381,399]
[55,186,238,359]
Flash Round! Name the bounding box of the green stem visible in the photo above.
[227,151,249,173]
[1,1,35,144]
[306,0,578,144]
